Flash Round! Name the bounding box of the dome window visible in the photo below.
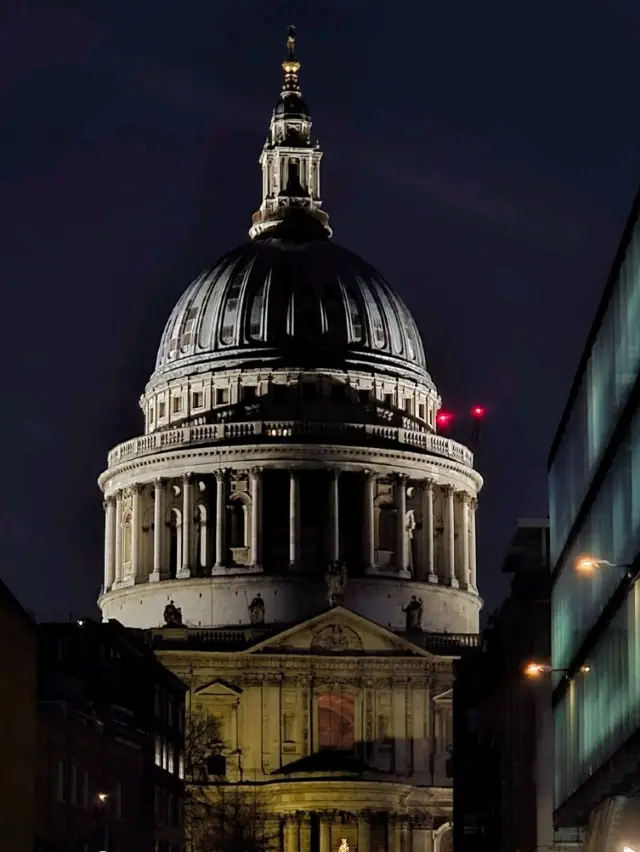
[242,386,257,402]
[172,396,182,414]
[215,388,230,406]
[192,391,203,410]
[358,389,371,404]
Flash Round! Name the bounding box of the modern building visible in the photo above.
[35,619,186,852]
[0,578,37,852]
[97,27,484,852]
[549,184,640,850]
[453,520,553,852]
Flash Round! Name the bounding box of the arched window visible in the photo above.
[122,512,132,565]
[377,502,395,551]
[195,504,208,573]
[317,691,355,751]
[167,508,182,579]
[228,499,247,549]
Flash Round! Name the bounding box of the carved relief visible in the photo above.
[310,624,364,653]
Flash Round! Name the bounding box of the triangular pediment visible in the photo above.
[194,678,243,698]
[434,688,453,702]
[247,607,433,658]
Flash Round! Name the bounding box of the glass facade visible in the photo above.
[549,224,640,565]
[550,194,640,810]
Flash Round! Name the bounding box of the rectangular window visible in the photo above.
[167,744,175,775]
[243,385,258,401]
[358,389,371,403]
[301,382,316,401]
[158,401,166,419]
[56,760,66,803]
[317,692,355,750]
[192,391,203,409]
[155,735,162,767]
[114,781,123,819]
[331,384,346,402]
[178,750,185,779]
[70,764,78,806]
[418,403,425,421]
[404,397,413,414]
[81,769,89,809]
[215,388,230,406]
[384,393,394,408]
[172,396,182,414]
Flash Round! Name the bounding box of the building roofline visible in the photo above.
[0,576,36,631]
[548,181,640,469]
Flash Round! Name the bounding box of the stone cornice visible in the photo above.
[100,440,482,492]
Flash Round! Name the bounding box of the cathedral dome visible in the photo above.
[151,213,430,388]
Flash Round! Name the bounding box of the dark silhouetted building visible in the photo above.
[0,578,37,852]
[35,618,186,852]
[549,184,640,850]
[454,520,554,852]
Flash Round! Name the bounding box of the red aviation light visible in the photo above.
[471,405,486,419]
[436,411,454,428]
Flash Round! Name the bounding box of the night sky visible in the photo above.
[3,0,640,621]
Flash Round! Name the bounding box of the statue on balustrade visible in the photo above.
[248,593,265,625]
[163,600,183,627]
[325,560,348,607]
[403,595,423,632]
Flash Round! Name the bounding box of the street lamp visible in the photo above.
[575,555,633,575]
[523,661,591,679]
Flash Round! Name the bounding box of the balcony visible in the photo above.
[107,419,474,470]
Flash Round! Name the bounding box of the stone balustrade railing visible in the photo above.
[146,625,479,653]
[107,420,474,469]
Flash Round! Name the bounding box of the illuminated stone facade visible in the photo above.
[98,28,483,851]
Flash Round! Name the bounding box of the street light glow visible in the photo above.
[524,662,547,678]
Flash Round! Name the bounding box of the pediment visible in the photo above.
[194,678,243,698]
[434,688,453,702]
[247,607,432,658]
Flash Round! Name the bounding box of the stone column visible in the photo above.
[358,812,371,852]
[299,813,311,852]
[329,468,340,562]
[178,473,193,579]
[469,496,478,590]
[103,496,116,592]
[423,480,437,583]
[250,467,262,568]
[319,815,331,852]
[285,816,299,852]
[394,818,403,852]
[396,474,409,574]
[443,485,458,587]
[214,470,226,571]
[459,492,470,588]
[130,484,142,582]
[363,470,376,573]
[150,478,165,582]
[289,470,300,568]
[114,491,123,584]
[388,815,397,852]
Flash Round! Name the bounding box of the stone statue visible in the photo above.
[163,600,183,627]
[324,560,348,607]
[248,593,265,625]
[405,508,417,574]
[403,595,423,632]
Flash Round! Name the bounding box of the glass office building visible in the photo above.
[550,186,640,825]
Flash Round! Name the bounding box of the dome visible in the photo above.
[151,215,432,389]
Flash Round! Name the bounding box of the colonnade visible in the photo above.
[280,811,417,852]
[102,468,477,593]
